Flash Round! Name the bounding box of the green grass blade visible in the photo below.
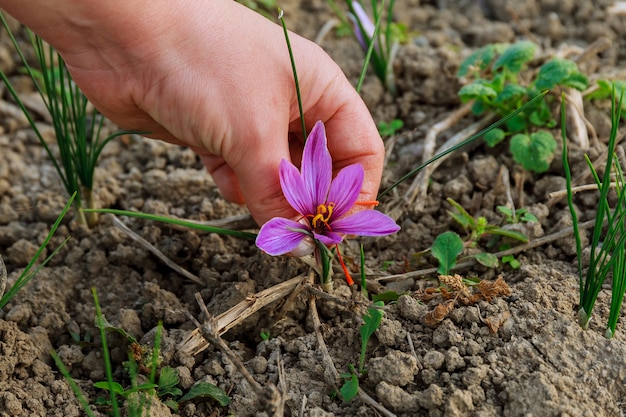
[378,91,549,199]
[0,193,75,310]
[82,208,258,239]
[92,287,120,416]
[50,350,97,417]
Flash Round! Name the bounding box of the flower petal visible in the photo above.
[314,230,344,246]
[279,159,313,216]
[331,210,400,237]
[327,163,364,219]
[301,121,332,207]
[256,218,310,256]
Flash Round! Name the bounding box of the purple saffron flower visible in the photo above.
[348,1,376,52]
[256,120,400,257]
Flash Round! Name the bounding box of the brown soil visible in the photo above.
[2,1,626,416]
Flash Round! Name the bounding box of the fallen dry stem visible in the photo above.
[375,218,597,282]
[179,275,306,355]
[112,216,203,285]
[189,293,284,416]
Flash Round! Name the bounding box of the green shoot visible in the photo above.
[563,85,626,335]
[50,350,97,417]
[458,41,588,173]
[339,364,359,402]
[497,206,538,224]
[446,198,529,245]
[377,118,404,137]
[359,301,384,373]
[339,301,385,402]
[260,331,271,341]
[0,192,74,310]
[92,288,121,415]
[82,208,257,240]
[360,243,367,298]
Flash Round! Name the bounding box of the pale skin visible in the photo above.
[0,0,385,226]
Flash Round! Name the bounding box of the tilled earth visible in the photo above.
[2,1,626,416]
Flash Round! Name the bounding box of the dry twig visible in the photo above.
[112,216,203,285]
[187,293,284,416]
[179,275,306,355]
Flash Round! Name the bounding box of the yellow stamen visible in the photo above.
[311,202,334,229]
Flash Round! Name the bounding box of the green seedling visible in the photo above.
[563,86,626,337]
[0,193,74,310]
[446,198,529,246]
[340,301,384,402]
[430,198,530,274]
[586,79,626,111]
[54,291,229,417]
[260,331,271,341]
[0,15,139,227]
[497,205,538,224]
[458,41,588,173]
[377,118,404,137]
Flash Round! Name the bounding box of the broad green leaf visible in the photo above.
[179,382,230,406]
[495,83,527,104]
[502,255,521,269]
[473,252,499,268]
[528,101,553,127]
[534,58,580,90]
[459,82,498,102]
[457,44,499,77]
[563,72,589,90]
[432,231,464,275]
[509,131,556,173]
[94,381,126,396]
[340,372,359,402]
[505,115,527,133]
[372,291,402,303]
[493,41,536,74]
[158,367,181,397]
[484,128,506,147]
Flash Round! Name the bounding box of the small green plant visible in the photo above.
[377,118,404,137]
[586,79,626,111]
[457,41,588,173]
[52,289,230,416]
[496,205,538,224]
[0,14,137,227]
[563,87,626,338]
[0,193,74,310]
[259,331,271,341]
[340,301,384,401]
[430,198,531,273]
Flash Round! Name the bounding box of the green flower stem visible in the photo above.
[82,208,257,239]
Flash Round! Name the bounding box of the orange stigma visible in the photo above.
[310,202,334,230]
[355,200,379,207]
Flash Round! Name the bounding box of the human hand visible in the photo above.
[0,0,384,226]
